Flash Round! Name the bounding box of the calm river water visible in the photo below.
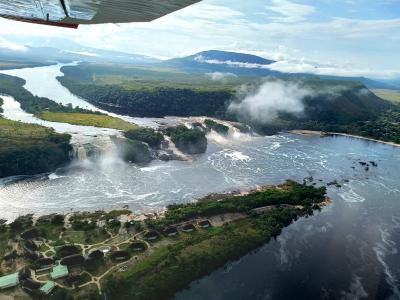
[1,64,400,299]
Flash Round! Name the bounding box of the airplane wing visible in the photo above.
[0,0,201,28]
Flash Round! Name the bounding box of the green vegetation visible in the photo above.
[0,96,3,113]
[0,74,94,116]
[40,111,137,130]
[0,60,50,70]
[0,117,71,178]
[340,111,400,143]
[148,181,325,229]
[164,125,207,154]
[111,136,152,163]
[102,182,326,300]
[372,89,400,104]
[204,119,229,135]
[124,127,164,148]
[35,214,65,241]
[58,66,233,118]
[63,229,110,245]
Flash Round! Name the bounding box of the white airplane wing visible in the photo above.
[0,0,201,28]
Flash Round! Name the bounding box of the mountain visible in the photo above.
[164,50,396,90]
[164,50,279,76]
[0,45,159,67]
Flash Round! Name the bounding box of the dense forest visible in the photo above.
[0,117,71,178]
[58,76,232,118]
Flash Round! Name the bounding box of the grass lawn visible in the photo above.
[64,229,110,244]
[39,111,138,131]
[372,89,400,104]
[0,117,57,138]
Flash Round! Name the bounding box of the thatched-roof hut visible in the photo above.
[36,258,54,268]
[111,251,131,261]
[164,226,178,236]
[24,249,39,261]
[24,240,38,251]
[60,255,85,267]
[144,230,159,241]
[88,250,104,260]
[129,241,146,252]
[182,223,196,232]
[3,250,17,261]
[18,267,31,281]
[21,228,40,240]
[57,244,80,258]
[198,220,211,228]
[20,278,41,292]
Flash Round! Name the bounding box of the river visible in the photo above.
[1,64,400,299]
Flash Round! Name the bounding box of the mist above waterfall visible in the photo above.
[228,79,313,124]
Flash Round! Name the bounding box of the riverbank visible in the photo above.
[0,181,328,300]
[290,130,400,148]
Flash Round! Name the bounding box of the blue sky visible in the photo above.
[0,0,399,79]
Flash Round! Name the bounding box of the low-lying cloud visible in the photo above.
[206,72,237,82]
[195,55,271,69]
[228,79,313,124]
[0,38,27,52]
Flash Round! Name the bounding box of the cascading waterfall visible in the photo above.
[73,144,88,161]
[70,136,120,163]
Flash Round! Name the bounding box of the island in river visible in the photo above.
[0,181,328,300]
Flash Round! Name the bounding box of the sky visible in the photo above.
[0,0,399,79]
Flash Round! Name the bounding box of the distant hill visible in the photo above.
[0,45,159,68]
[163,50,394,90]
[164,50,279,76]
[183,50,275,65]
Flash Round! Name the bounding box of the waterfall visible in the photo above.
[76,145,87,161]
[70,137,118,162]
[162,136,189,161]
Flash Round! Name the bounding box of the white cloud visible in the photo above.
[64,50,100,57]
[229,79,313,123]
[194,55,271,68]
[264,0,316,23]
[267,59,400,79]
[0,38,28,51]
[206,72,237,81]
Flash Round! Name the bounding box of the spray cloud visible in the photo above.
[228,79,313,124]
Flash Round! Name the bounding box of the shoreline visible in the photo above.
[7,182,332,224]
[289,130,400,148]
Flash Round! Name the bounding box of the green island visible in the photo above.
[204,118,230,135]
[0,99,72,178]
[0,181,328,300]
[39,112,137,131]
[164,125,208,154]
[124,127,164,149]
[111,136,152,164]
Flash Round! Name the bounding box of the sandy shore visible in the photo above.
[289,130,400,148]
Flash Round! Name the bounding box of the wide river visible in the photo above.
[1,64,400,299]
